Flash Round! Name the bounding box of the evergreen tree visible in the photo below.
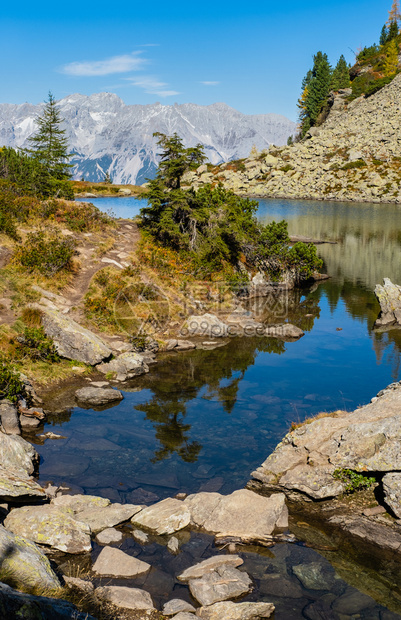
[388,20,400,40]
[384,39,399,75]
[331,55,351,90]
[28,92,71,180]
[153,132,205,189]
[380,24,389,45]
[298,52,332,136]
[104,171,112,184]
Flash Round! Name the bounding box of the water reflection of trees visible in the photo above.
[135,337,289,463]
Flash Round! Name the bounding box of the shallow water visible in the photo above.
[39,196,401,617]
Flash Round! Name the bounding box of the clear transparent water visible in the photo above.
[39,197,401,617]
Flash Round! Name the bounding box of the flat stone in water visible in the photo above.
[75,387,123,406]
[162,598,196,615]
[76,503,143,533]
[132,497,191,535]
[95,585,155,610]
[92,547,151,577]
[95,527,123,545]
[197,601,275,619]
[178,555,243,582]
[292,562,335,591]
[52,494,110,513]
[188,565,252,606]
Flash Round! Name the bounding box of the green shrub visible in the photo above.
[341,160,367,170]
[366,75,396,97]
[16,327,60,362]
[15,229,77,276]
[0,359,25,403]
[333,468,376,493]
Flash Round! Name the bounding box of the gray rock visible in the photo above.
[183,313,229,338]
[0,400,20,435]
[92,546,151,577]
[95,527,123,544]
[51,493,110,513]
[197,601,275,619]
[95,585,154,610]
[178,555,243,582]
[0,430,39,475]
[184,490,288,537]
[96,351,149,380]
[75,386,123,406]
[0,525,60,591]
[383,472,401,517]
[40,307,112,365]
[166,339,196,351]
[264,323,304,340]
[374,278,401,326]
[162,599,196,615]
[188,564,252,606]
[76,502,142,533]
[332,588,376,614]
[64,576,94,593]
[292,562,334,590]
[0,465,46,501]
[0,582,94,619]
[171,614,197,620]
[4,505,92,554]
[132,497,191,535]
[19,414,42,428]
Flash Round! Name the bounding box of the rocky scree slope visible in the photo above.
[0,93,296,184]
[185,74,401,204]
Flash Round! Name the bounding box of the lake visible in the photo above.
[42,196,401,617]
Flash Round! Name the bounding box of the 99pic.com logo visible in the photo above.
[113,282,171,337]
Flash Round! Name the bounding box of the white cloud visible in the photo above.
[61,53,146,77]
[128,76,180,97]
[200,81,220,86]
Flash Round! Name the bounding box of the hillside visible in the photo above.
[0,94,296,185]
[184,73,401,204]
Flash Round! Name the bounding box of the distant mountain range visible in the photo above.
[0,93,296,184]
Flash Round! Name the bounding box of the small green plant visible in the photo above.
[15,228,77,276]
[341,160,367,170]
[16,327,60,362]
[280,164,295,172]
[333,468,376,493]
[130,334,150,352]
[0,358,25,403]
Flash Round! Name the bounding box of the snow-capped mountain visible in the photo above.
[0,93,296,184]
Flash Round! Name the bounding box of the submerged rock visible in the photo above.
[184,489,288,537]
[0,525,60,592]
[131,497,191,535]
[75,386,123,406]
[92,546,151,577]
[197,601,275,619]
[4,505,92,554]
[40,307,112,365]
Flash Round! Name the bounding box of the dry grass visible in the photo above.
[289,409,346,432]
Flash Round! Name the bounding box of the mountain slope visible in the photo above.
[186,74,401,205]
[0,93,296,184]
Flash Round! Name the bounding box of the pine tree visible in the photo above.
[298,52,332,136]
[104,171,112,184]
[387,0,401,26]
[28,92,71,180]
[384,39,399,75]
[388,20,400,40]
[380,24,389,45]
[331,55,351,90]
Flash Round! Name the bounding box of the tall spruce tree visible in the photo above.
[28,92,71,180]
[298,52,332,136]
[331,55,351,90]
[380,24,389,45]
[388,20,400,40]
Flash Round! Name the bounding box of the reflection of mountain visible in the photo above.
[258,200,401,291]
[135,337,288,462]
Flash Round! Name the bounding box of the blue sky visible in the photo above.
[1,0,391,121]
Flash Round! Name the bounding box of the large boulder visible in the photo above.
[0,401,20,435]
[183,314,229,338]
[95,586,155,610]
[131,498,191,535]
[96,352,149,381]
[374,278,401,327]
[184,489,288,537]
[0,582,94,620]
[40,307,112,365]
[0,525,60,592]
[0,430,39,475]
[0,466,46,502]
[4,505,92,554]
[250,382,401,501]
